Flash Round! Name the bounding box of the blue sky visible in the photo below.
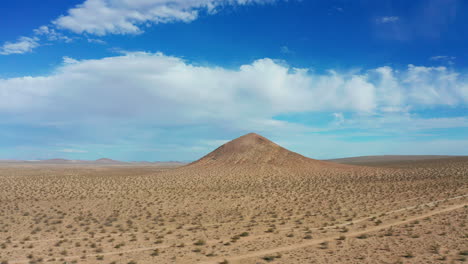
[0,0,467,161]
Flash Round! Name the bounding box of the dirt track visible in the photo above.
[201,201,468,264]
[8,195,467,264]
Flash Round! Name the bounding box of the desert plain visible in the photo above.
[0,133,467,264]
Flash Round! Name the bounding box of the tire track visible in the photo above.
[199,202,468,264]
[6,195,467,263]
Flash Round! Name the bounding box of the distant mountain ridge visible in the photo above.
[1,146,463,168]
[0,158,186,166]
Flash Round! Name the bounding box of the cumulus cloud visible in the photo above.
[404,64,466,105]
[33,26,73,43]
[0,37,40,55]
[1,53,467,160]
[0,52,467,129]
[0,26,73,56]
[0,0,275,55]
[53,0,275,35]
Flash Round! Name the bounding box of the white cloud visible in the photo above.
[372,66,404,107]
[332,113,344,125]
[60,148,88,153]
[87,38,107,44]
[0,37,40,55]
[34,26,73,43]
[430,55,456,65]
[53,0,275,36]
[377,16,400,23]
[336,114,468,132]
[0,26,73,56]
[0,52,467,130]
[430,55,455,61]
[1,0,275,55]
[62,56,80,64]
[404,64,465,105]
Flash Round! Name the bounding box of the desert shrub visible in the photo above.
[262,256,275,262]
[193,239,206,246]
[114,242,125,248]
[429,244,439,254]
[262,253,281,262]
[402,252,414,258]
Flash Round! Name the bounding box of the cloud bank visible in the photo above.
[1,52,467,129]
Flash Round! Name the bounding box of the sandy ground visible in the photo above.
[0,134,467,264]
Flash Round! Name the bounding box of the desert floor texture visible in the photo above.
[1,133,467,264]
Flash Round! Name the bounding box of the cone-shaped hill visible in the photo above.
[187,133,343,169]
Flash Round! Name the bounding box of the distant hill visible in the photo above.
[38,158,72,164]
[0,158,186,167]
[187,133,346,170]
[93,158,126,164]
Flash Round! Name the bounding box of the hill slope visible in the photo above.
[187,133,345,170]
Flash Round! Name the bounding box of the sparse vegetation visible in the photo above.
[193,239,206,246]
[402,251,414,258]
[262,253,282,262]
[0,135,466,264]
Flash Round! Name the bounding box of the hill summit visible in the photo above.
[189,133,326,167]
